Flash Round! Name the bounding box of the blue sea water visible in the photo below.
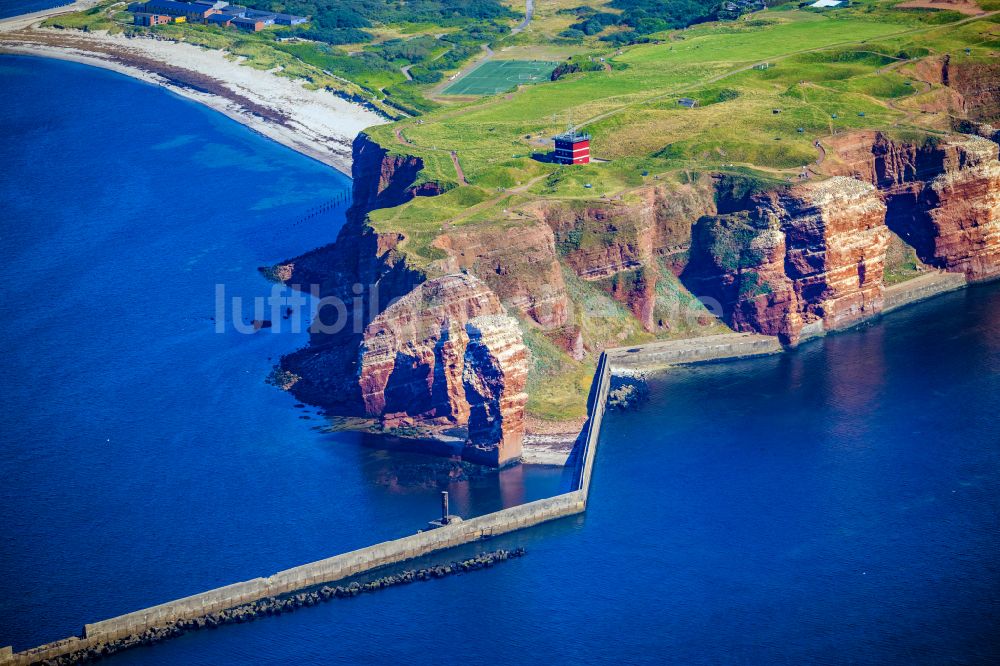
[0,0,69,19]
[2,54,1000,664]
[0,55,566,654]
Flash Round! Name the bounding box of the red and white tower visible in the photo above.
[552,131,591,164]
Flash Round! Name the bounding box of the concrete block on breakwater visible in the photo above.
[607,332,783,371]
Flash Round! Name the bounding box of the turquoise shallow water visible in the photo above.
[2,54,999,664]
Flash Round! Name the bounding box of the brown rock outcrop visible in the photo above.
[271,136,533,466]
[359,274,527,466]
[825,132,1000,281]
[434,221,570,330]
[919,137,1000,279]
[350,132,445,214]
[536,180,716,332]
[912,56,1000,122]
[540,181,714,280]
[683,177,888,344]
[462,315,529,466]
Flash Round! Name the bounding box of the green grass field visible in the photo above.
[441,60,560,95]
[355,3,1000,418]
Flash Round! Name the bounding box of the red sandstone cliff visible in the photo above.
[350,132,445,212]
[532,180,716,333]
[433,221,570,331]
[824,132,1000,281]
[359,274,527,466]
[683,177,888,343]
[274,125,1000,463]
[911,56,1000,122]
[275,135,530,466]
[683,132,1000,343]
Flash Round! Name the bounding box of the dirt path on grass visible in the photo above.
[451,151,469,185]
[395,128,416,146]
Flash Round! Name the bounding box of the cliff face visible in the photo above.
[461,315,528,466]
[912,56,1000,122]
[920,139,1000,279]
[683,177,888,343]
[433,221,570,330]
[537,180,716,333]
[276,217,424,411]
[683,132,1000,343]
[358,274,527,466]
[824,132,1000,281]
[277,137,529,466]
[349,132,444,213]
[277,126,1000,463]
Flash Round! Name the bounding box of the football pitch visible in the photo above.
[441,60,559,96]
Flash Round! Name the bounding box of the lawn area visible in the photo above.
[357,3,999,419]
[368,10,940,187]
[441,59,560,95]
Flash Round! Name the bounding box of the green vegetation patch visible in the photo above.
[442,60,561,95]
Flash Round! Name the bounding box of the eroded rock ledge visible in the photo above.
[683,133,1000,343]
[359,274,527,466]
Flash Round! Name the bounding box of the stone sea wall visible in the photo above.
[883,271,967,312]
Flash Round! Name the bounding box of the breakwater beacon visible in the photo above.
[553,131,591,164]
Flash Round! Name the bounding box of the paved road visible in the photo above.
[512,0,534,35]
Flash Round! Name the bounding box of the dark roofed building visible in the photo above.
[143,0,216,19]
[241,8,306,24]
[243,8,276,24]
[206,12,236,25]
[232,15,264,30]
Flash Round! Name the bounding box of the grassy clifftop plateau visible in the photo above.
[353,0,999,421]
[38,0,1000,423]
[369,1,998,198]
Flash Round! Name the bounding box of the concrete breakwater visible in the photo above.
[883,271,967,312]
[2,355,612,666]
[2,494,587,665]
[30,549,527,666]
[606,271,979,373]
[608,332,783,372]
[0,271,972,665]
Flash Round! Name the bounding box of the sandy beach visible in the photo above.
[0,18,386,174]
